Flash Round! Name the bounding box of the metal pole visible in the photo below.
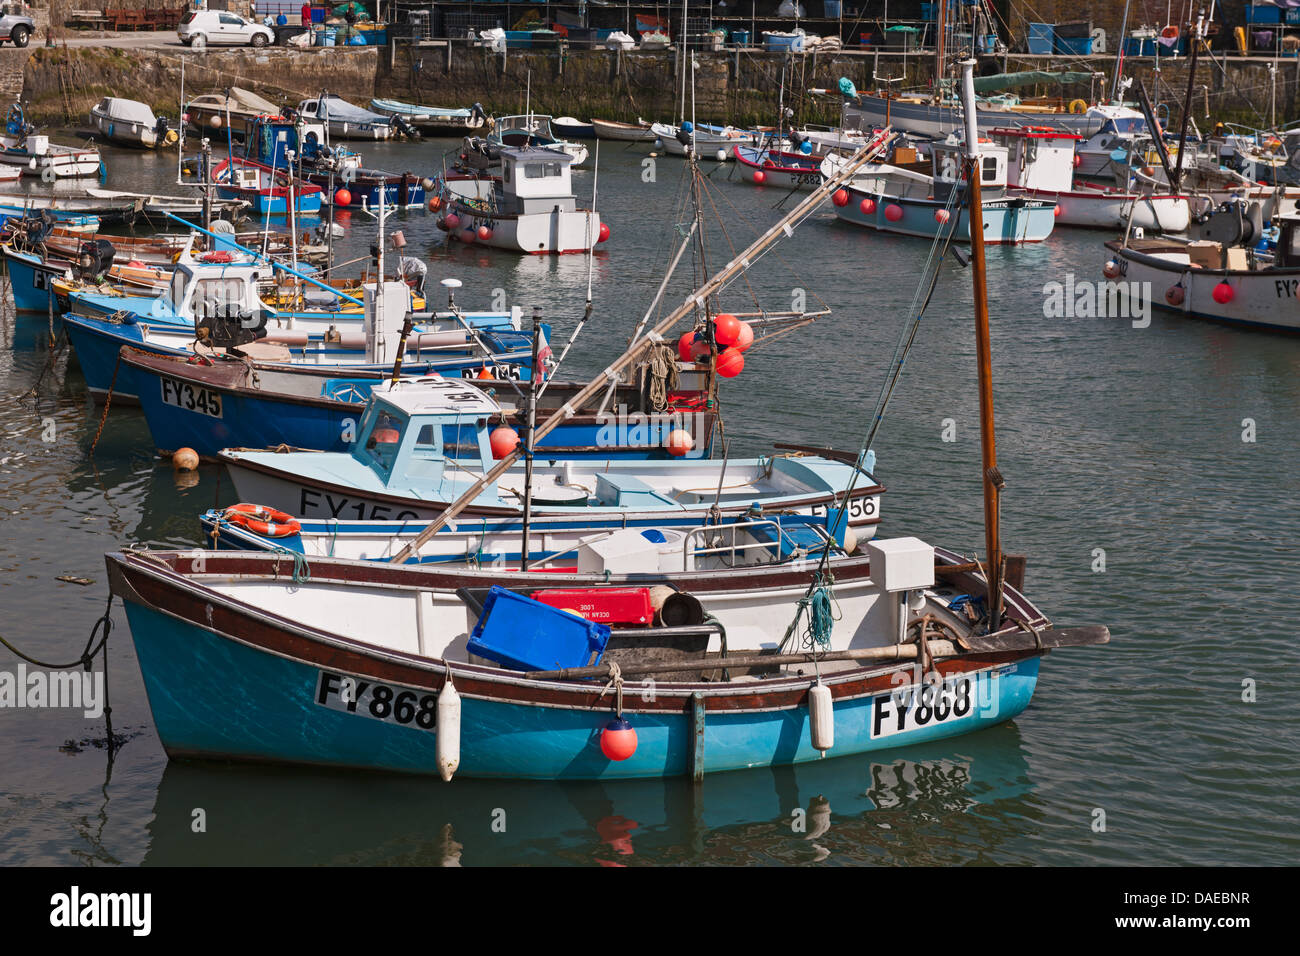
[959,58,1002,632]
[520,307,542,571]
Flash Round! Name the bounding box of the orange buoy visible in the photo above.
[753,169,767,185]
[677,331,696,362]
[476,366,493,379]
[689,337,712,362]
[712,312,741,346]
[461,229,475,244]
[172,447,199,471]
[600,717,638,761]
[1166,283,1185,306]
[832,188,849,207]
[859,197,876,215]
[428,195,443,211]
[934,208,950,224]
[884,203,904,222]
[715,347,745,378]
[489,425,520,458]
[1212,281,1234,304]
[733,320,754,352]
[1103,258,1122,279]
[665,428,694,457]
[1054,205,1062,217]
[334,188,352,207]
[477,225,493,241]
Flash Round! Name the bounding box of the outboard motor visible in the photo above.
[389,113,419,140]
[76,239,117,281]
[195,308,267,349]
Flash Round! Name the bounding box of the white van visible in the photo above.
[178,10,275,47]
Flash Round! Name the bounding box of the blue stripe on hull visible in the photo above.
[124,600,1040,780]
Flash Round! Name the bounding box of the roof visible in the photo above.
[498,146,576,165]
[373,376,501,417]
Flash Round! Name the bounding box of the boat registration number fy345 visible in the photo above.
[316,670,436,731]
[159,376,223,418]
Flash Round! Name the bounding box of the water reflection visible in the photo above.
[143,726,1033,866]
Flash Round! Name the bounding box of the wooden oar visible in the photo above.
[523,625,1110,681]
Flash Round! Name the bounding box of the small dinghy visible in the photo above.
[296,94,397,141]
[89,97,178,149]
[591,117,656,142]
[0,103,101,178]
[552,116,595,140]
[185,87,281,136]
[369,98,487,135]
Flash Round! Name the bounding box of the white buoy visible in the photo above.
[842,524,858,554]
[809,682,833,755]
[436,675,461,781]
[715,148,726,162]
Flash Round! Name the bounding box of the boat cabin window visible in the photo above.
[409,421,480,460]
[982,156,998,182]
[524,162,563,179]
[1102,118,1144,135]
[360,408,407,479]
[191,277,246,318]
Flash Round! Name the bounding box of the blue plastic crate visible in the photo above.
[1027,22,1054,54]
[1250,4,1282,24]
[1055,35,1094,55]
[468,586,611,672]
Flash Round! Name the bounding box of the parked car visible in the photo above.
[0,1,35,48]
[178,10,274,47]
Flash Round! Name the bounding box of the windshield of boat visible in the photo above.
[1103,118,1145,135]
[359,406,407,479]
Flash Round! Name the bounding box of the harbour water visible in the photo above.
[1,137,1297,866]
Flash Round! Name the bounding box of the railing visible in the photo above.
[680,518,834,570]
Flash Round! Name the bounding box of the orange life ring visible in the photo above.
[222,503,301,539]
[1161,25,1179,40]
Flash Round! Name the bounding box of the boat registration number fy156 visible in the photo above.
[159,376,223,418]
[315,670,436,731]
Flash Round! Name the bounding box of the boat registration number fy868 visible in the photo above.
[159,376,223,418]
[315,670,436,732]
[870,674,977,739]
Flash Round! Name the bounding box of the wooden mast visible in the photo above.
[959,57,1003,632]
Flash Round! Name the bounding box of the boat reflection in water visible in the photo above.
[141,729,1033,866]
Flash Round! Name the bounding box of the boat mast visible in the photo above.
[934,0,946,95]
[1110,0,1133,102]
[959,57,1003,631]
[1171,10,1203,192]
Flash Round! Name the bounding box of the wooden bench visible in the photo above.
[66,9,111,29]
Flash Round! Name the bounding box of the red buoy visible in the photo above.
[1053,204,1062,217]
[712,312,741,346]
[444,212,461,230]
[1073,154,1082,168]
[832,188,849,207]
[689,337,712,362]
[489,425,519,458]
[884,203,904,222]
[677,331,696,362]
[715,347,745,378]
[753,169,767,185]
[461,229,476,244]
[859,197,876,215]
[1103,258,1122,279]
[934,208,950,224]
[733,320,754,352]
[476,366,493,379]
[598,222,611,243]
[477,225,493,241]
[665,428,694,457]
[1166,283,1185,306]
[1212,281,1234,304]
[334,188,352,207]
[600,717,638,761]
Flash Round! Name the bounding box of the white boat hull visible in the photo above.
[447,205,602,255]
[1011,187,1190,232]
[1109,240,1300,333]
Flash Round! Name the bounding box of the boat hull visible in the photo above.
[835,184,1057,244]
[846,95,1105,140]
[1107,239,1300,333]
[1010,187,1190,232]
[447,203,603,255]
[591,118,656,142]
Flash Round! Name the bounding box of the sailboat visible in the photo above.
[101,94,1107,779]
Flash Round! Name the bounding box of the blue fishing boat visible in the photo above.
[216,376,884,528]
[212,156,322,216]
[123,347,696,460]
[825,138,1058,244]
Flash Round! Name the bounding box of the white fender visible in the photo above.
[809,681,833,755]
[436,676,461,781]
